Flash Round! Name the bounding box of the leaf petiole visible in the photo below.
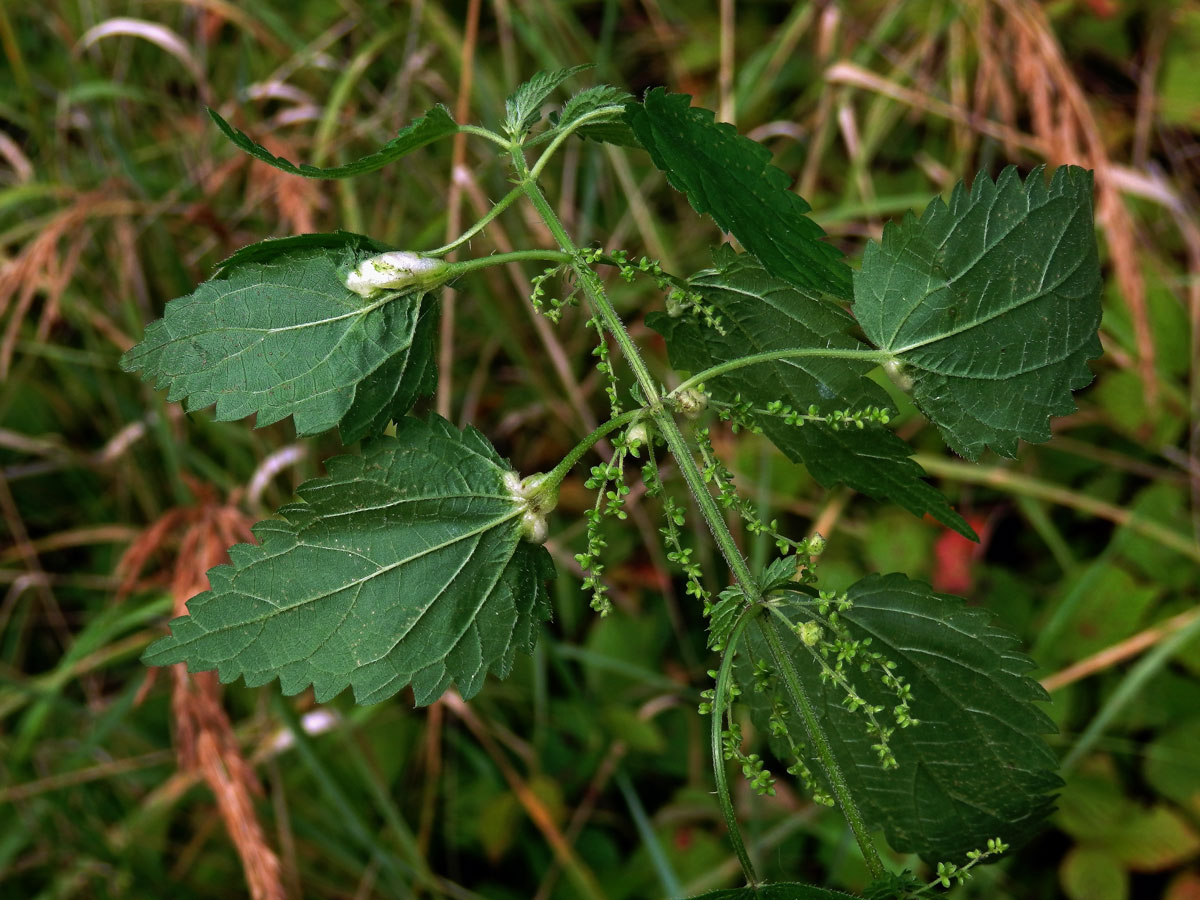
[443,249,571,278]
[427,185,525,256]
[668,347,896,403]
[457,123,514,150]
[527,104,628,182]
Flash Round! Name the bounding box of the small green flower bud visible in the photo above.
[796,620,823,647]
[674,388,708,419]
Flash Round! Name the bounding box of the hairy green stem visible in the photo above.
[515,160,759,592]
[760,606,885,880]
[428,185,525,256]
[457,123,513,150]
[527,104,627,182]
[711,606,763,886]
[444,249,570,277]
[669,347,896,400]
[541,408,642,491]
[514,149,885,880]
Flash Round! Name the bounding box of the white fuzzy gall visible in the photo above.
[344,251,450,299]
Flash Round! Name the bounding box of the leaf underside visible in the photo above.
[142,416,555,706]
[120,234,437,441]
[746,573,1061,864]
[648,247,974,539]
[685,883,858,900]
[854,165,1102,459]
[626,89,852,300]
[209,105,458,179]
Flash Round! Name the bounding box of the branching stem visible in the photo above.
[514,150,886,882]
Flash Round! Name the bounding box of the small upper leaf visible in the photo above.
[745,574,1061,863]
[504,65,593,138]
[552,85,639,147]
[142,416,555,706]
[626,89,852,300]
[647,247,974,538]
[209,105,457,179]
[120,234,437,440]
[854,165,1102,459]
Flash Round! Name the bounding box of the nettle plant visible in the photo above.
[123,68,1102,900]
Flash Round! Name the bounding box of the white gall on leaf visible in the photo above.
[344,251,450,299]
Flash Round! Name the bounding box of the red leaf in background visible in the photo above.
[932,513,993,595]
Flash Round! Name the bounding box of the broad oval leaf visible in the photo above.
[853,165,1102,459]
[647,247,974,539]
[209,105,457,178]
[120,234,438,440]
[684,883,858,900]
[142,415,555,706]
[744,574,1060,863]
[627,89,852,300]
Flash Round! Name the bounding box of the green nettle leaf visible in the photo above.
[647,247,974,539]
[553,85,639,147]
[626,89,852,300]
[854,165,1102,459]
[684,883,858,900]
[142,416,555,705]
[748,574,1061,863]
[209,105,458,179]
[504,65,593,138]
[120,236,438,440]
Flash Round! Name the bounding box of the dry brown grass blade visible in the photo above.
[0,188,118,376]
[255,135,324,235]
[991,0,1158,409]
[118,486,286,900]
[1042,606,1200,693]
[443,690,607,900]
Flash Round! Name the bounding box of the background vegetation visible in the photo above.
[1,1,1198,898]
